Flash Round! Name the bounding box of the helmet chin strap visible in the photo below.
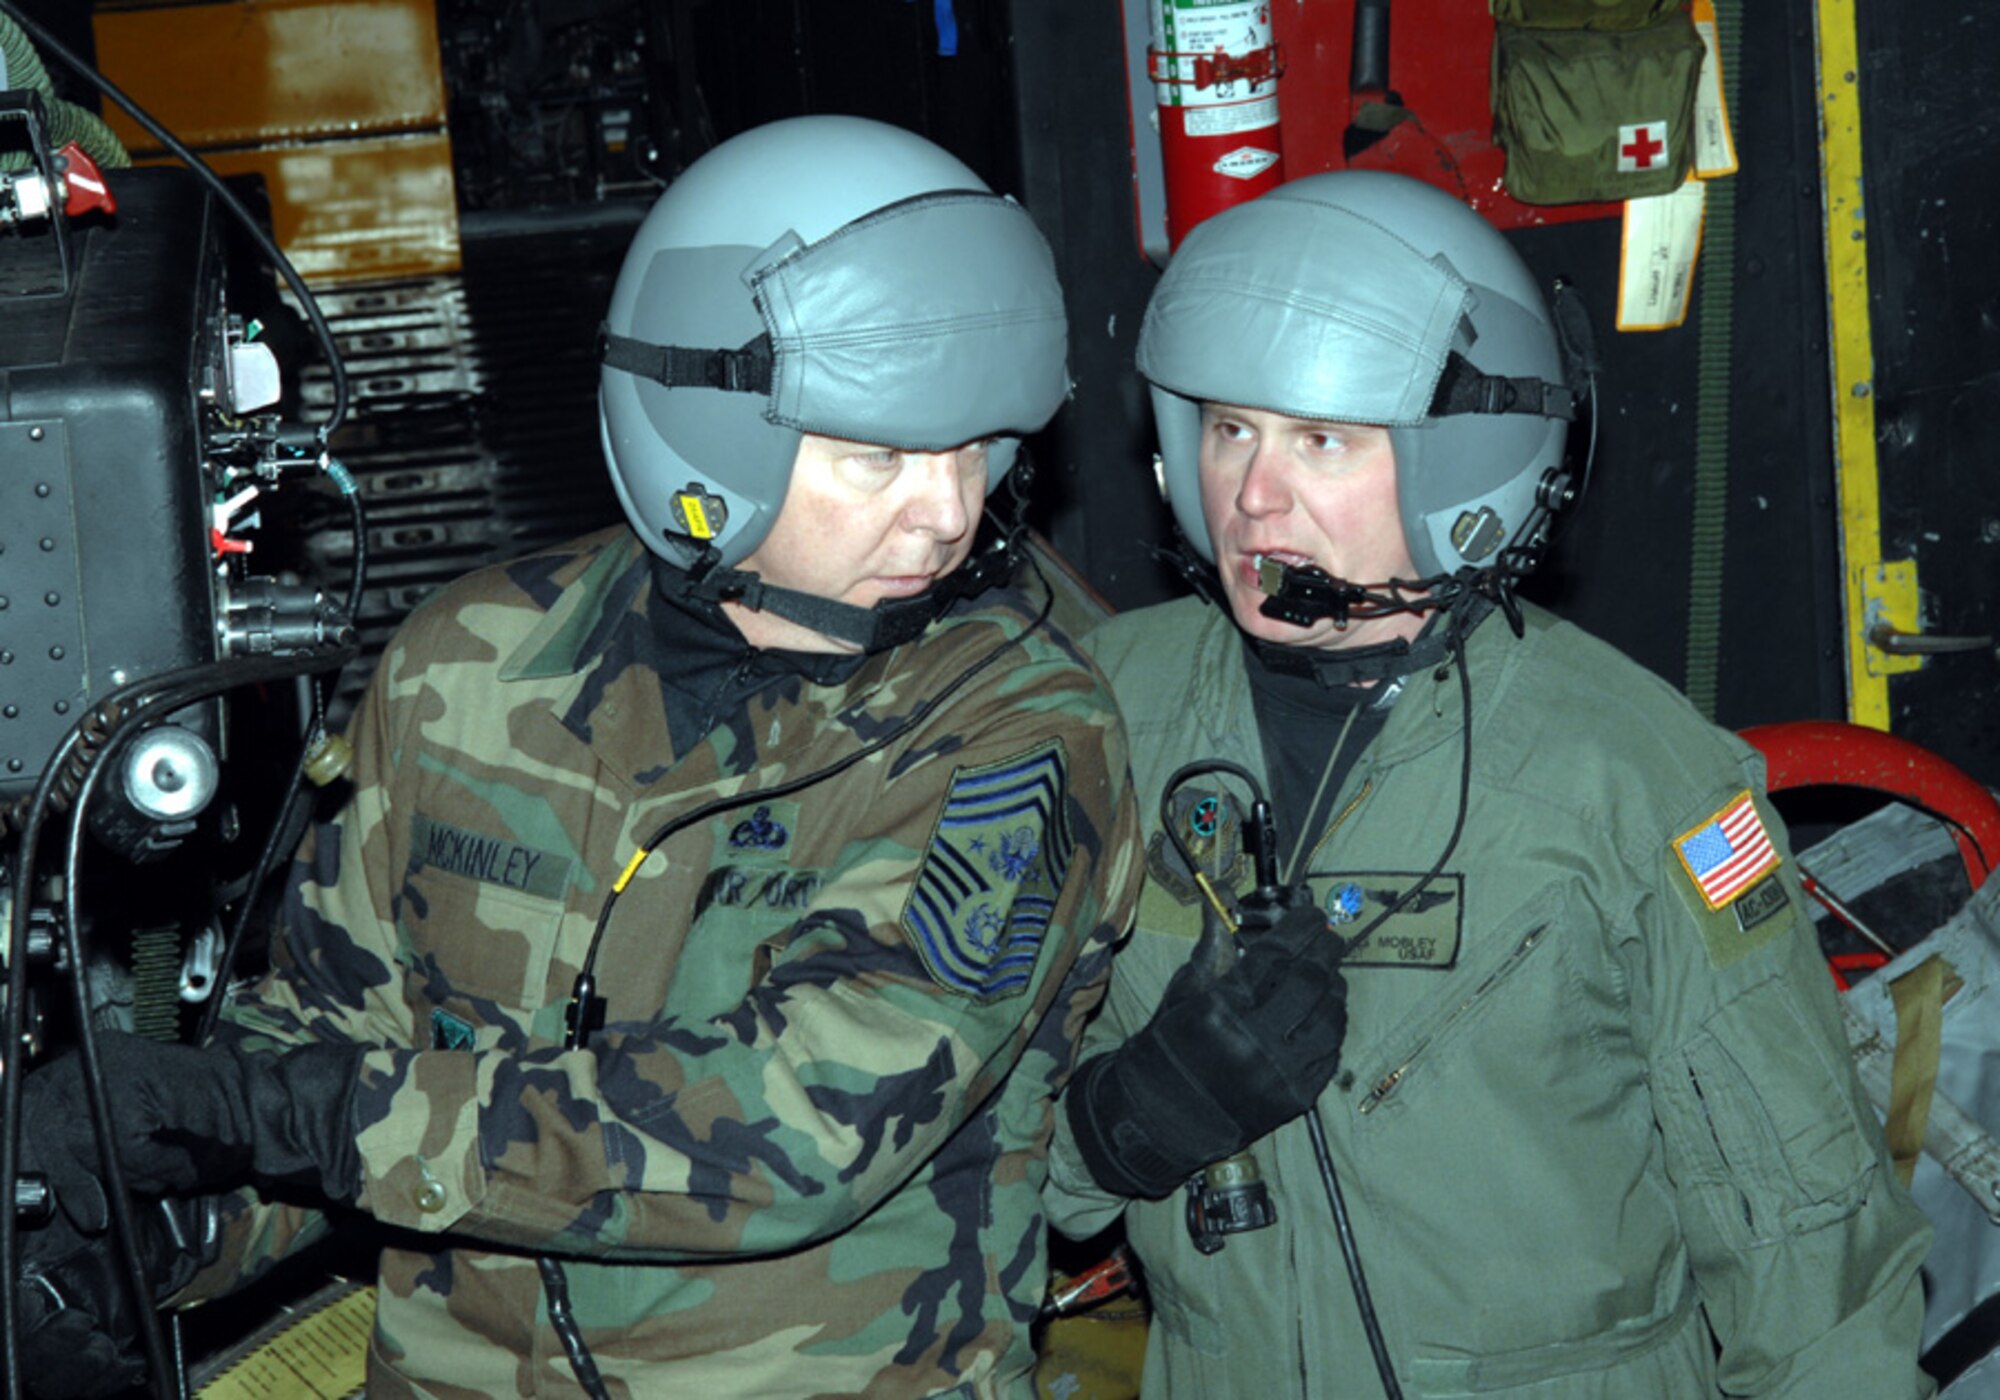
[671,530,1021,652]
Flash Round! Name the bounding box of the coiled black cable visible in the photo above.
[3,647,354,1400]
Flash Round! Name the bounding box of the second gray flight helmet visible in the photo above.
[1138,170,1577,580]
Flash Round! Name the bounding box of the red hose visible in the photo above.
[1741,720,1999,890]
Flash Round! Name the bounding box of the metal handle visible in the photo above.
[1868,625,1996,657]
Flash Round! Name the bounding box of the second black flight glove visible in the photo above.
[1064,900,1349,1199]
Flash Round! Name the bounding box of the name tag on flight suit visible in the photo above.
[1305,871,1464,969]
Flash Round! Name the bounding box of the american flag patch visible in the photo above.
[1673,790,1780,911]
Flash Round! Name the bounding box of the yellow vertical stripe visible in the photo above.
[1814,0,1889,729]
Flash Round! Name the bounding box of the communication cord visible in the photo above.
[1157,601,1478,1400]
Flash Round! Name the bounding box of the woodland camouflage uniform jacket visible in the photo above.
[179,525,1142,1398]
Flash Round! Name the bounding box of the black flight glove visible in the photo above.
[24,1030,366,1206]
[15,1195,218,1400]
[1065,899,1349,1199]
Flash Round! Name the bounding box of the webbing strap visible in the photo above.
[599,326,774,395]
[1428,352,1575,422]
[1885,953,1962,1188]
[1682,0,1740,721]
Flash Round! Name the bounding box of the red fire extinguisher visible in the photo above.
[1147,0,1286,249]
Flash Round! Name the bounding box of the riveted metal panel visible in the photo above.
[0,420,88,784]
[0,168,224,803]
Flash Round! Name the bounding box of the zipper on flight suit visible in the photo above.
[1290,1223,1311,1398]
[1688,1069,1760,1235]
[1357,925,1548,1115]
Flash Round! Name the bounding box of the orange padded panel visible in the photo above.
[95,0,446,152]
[93,0,458,282]
[192,131,461,283]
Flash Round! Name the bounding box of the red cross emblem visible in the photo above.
[1618,122,1668,173]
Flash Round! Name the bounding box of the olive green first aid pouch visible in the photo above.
[1491,4,1706,205]
[1490,0,1682,30]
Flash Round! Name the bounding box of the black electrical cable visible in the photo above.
[0,0,351,441]
[537,1258,612,1400]
[56,655,351,1400]
[1306,613,1475,1400]
[1305,1109,1401,1398]
[201,466,365,1047]
[194,737,315,1048]
[323,453,367,629]
[5,715,102,1400]
[191,451,364,1044]
[2,649,353,1400]
[5,668,221,1400]
[1159,755,1411,1400]
[60,704,213,1399]
[50,655,342,1398]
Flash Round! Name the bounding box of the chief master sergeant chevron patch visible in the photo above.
[902,738,1074,1002]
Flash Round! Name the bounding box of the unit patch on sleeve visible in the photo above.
[901,739,1073,1002]
[1145,786,1249,908]
[1672,790,1780,911]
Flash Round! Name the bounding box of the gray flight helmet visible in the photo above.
[600,115,1071,568]
[1138,171,1570,579]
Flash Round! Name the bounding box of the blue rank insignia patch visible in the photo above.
[902,739,1073,1002]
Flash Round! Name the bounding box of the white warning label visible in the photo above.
[1616,178,1707,331]
[1154,0,1278,107]
[1187,96,1280,139]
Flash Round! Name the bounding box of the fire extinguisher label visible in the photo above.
[1212,147,1281,180]
[1186,96,1279,139]
[1153,0,1279,108]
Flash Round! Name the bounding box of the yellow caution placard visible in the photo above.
[197,1285,373,1400]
